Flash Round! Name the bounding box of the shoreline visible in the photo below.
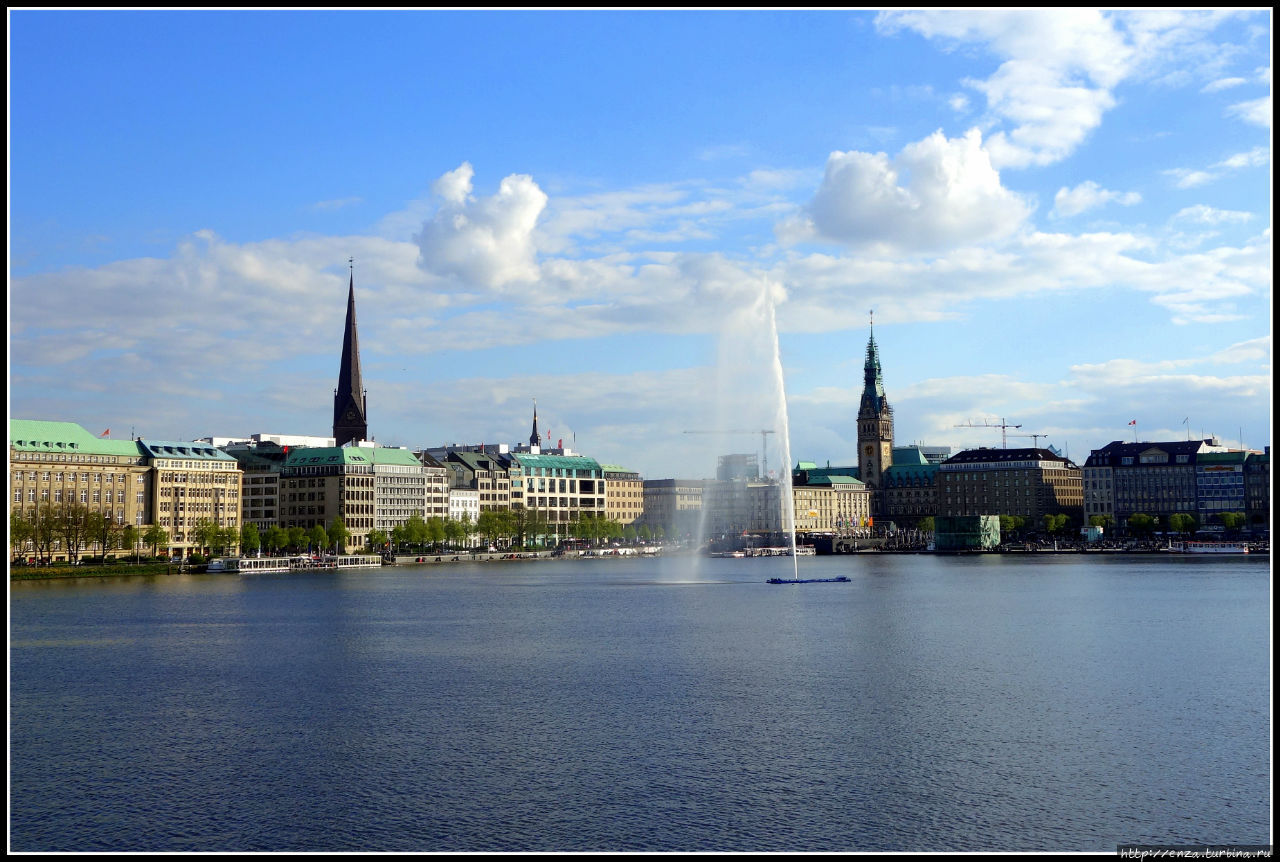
[11,543,1267,581]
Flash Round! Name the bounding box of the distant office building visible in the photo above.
[641,479,706,538]
[602,464,645,525]
[1243,448,1270,534]
[442,450,512,511]
[791,467,872,533]
[938,447,1082,524]
[138,438,242,557]
[10,420,155,561]
[1083,439,1225,530]
[508,452,605,530]
[716,453,759,481]
[1194,451,1248,528]
[279,444,377,549]
[882,447,940,524]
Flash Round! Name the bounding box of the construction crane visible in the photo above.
[684,429,776,478]
[1008,433,1049,449]
[955,417,1022,448]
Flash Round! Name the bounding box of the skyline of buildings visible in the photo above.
[10,11,1270,483]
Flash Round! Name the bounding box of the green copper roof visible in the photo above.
[138,439,238,461]
[509,453,602,472]
[10,419,146,457]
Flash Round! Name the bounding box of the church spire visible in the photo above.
[333,259,368,446]
[862,310,886,409]
[529,399,540,448]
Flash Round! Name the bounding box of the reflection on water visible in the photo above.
[10,554,1270,852]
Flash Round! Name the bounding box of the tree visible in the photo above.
[367,528,389,552]
[442,518,464,551]
[1216,512,1247,533]
[11,509,34,562]
[240,522,261,556]
[1088,514,1115,531]
[328,517,351,553]
[121,525,141,562]
[307,525,329,553]
[54,501,94,563]
[287,526,307,553]
[1167,513,1197,535]
[1127,513,1156,536]
[1042,513,1069,534]
[425,516,446,548]
[623,523,637,543]
[143,523,169,558]
[639,524,652,542]
[402,514,429,548]
[265,526,289,555]
[916,516,935,533]
[87,510,123,561]
[193,518,221,555]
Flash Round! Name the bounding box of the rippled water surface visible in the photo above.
[10,553,1271,851]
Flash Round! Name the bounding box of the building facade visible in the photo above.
[601,464,645,525]
[138,439,242,557]
[10,420,154,561]
[938,447,1082,525]
[1082,439,1223,530]
[279,446,376,548]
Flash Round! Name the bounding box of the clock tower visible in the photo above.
[857,314,894,503]
[333,262,368,447]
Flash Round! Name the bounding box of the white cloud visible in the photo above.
[1166,145,1271,188]
[796,128,1032,252]
[877,10,1256,169]
[1227,95,1271,128]
[1051,181,1141,217]
[1172,205,1253,225]
[1202,76,1247,92]
[415,163,548,290]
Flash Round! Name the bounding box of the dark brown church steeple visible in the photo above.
[333,260,368,447]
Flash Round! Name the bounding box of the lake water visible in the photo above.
[9,553,1271,852]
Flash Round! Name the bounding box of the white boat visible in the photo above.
[206,557,238,573]
[236,556,291,574]
[289,554,383,571]
[1167,541,1250,554]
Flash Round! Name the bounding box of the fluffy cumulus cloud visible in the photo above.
[1051,181,1141,218]
[796,128,1032,252]
[877,10,1248,170]
[415,162,548,291]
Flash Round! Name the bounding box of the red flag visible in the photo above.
[1128,420,1137,426]
[99,429,110,437]
[283,445,289,454]
[558,438,563,448]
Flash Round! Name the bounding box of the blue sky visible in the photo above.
[9,10,1272,478]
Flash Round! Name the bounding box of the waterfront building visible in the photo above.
[1082,439,1224,531]
[417,452,451,522]
[882,446,940,525]
[448,487,480,540]
[373,447,434,536]
[641,478,705,539]
[601,464,645,525]
[856,321,894,514]
[507,452,606,532]
[1194,450,1248,529]
[938,447,1082,525]
[138,438,242,557]
[332,268,369,448]
[224,442,287,535]
[9,420,153,561]
[443,450,512,511]
[791,468,872,533]
[279,445,376,549]
[1243,448,1270,534]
